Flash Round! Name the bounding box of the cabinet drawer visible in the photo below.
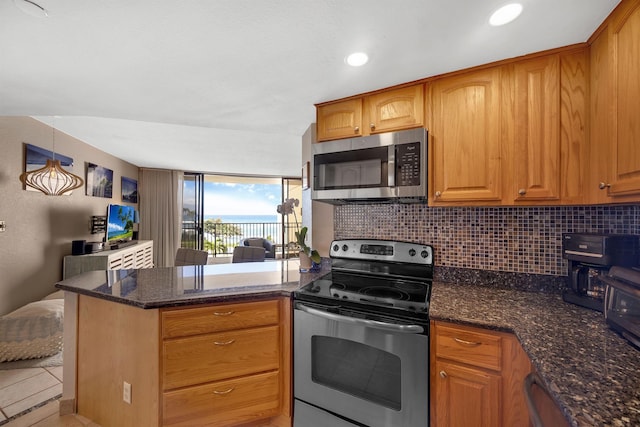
[163,370,280,427]
[162,299,279,338]
[163,325,279,390]
[435,323,502,371]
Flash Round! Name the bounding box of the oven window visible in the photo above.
[311,336,401,411]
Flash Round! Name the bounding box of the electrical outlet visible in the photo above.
[0,221,5,232]
[123,381,131,404]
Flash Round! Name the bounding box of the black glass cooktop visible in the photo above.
[296,270,431,314]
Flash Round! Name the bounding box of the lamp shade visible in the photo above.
[20,158,84,196]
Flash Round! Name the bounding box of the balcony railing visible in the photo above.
[181,221,300,258]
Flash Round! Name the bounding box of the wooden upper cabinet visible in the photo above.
[366,84,424,134]
[316,84,424,142]
[509,52,586,205]
[512,55,561,202]
[316,98,363,141]
[608,1,640,197]
[430,67,503,204]
[590,0,640,202]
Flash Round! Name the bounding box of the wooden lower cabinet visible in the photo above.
[430,321,532,427]
[76,296,291,427]
[433,359,501,427]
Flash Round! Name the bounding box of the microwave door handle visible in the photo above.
[296,303,424,334]
[388,145,395,187]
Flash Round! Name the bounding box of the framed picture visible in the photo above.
[121,176,138,203]
[86,163,113,198]
[302,161,310,189]
[23,143,77,195]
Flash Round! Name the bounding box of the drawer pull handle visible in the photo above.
[454,337,481,346]
[213,339,235,346]
[439,370,447,379]
[213,311,235,316]
[213,388,235,395]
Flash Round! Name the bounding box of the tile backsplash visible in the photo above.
[334,204,640,276]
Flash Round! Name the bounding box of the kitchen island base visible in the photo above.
[74,294,292,427]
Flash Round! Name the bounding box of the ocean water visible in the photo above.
[202,214,283,246]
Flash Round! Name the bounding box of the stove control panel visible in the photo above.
[330,239,433,265]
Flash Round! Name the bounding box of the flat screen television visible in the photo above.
[106,204,136,244]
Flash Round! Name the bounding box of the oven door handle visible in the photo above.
[296,303,425,334]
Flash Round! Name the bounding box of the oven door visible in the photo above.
[293,302,429,427]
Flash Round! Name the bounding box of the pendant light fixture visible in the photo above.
[19,119,84,196]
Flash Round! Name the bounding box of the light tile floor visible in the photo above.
[0,367,65,426]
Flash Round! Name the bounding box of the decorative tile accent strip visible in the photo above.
[334,204,640,276]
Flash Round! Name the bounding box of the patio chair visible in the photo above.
[175,248,209,266]
[232,246,266,263]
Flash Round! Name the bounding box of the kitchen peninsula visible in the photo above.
[56,260,640,427]
[55,259,327,427]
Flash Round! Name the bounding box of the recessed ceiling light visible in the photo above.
[345,52,369,67]
[489,3,522,26]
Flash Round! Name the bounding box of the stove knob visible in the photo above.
[421,250,429,259]
[333,244,339,252]
[409,249,416,257]
[342,244,349,252]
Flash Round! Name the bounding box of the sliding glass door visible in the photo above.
[181,173,204,250]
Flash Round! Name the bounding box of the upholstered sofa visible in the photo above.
[239,237,276,259]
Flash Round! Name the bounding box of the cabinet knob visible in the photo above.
[354,126,359,132]
[518,188,526,196]
[439,370,447,379]
[370,123,375,130]
[434,191,442,198]
[599,182,611,190]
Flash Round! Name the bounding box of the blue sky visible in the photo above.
[203,182,281,216]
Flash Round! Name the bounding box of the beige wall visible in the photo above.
[0,117,139,315]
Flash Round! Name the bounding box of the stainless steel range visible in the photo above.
[293,239,433,427]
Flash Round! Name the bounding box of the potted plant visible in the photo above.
[295,226,321,272]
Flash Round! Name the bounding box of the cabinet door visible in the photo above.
[609,2,640,196]
[316,98,363,141]
[366,84,424,134]
[433,359,501,427]
[512,55,561,202]
[431,68,503,203]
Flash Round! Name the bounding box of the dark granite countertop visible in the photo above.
[55,259,329,309]
[430,280,640,427]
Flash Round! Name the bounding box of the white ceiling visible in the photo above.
[0,0,620,176]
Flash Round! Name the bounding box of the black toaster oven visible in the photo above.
[602,266,640,349]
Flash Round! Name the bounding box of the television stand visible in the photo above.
[63,240,153,279]
[109,240,138,250]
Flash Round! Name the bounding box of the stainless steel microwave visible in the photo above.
[311,128,427,204]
